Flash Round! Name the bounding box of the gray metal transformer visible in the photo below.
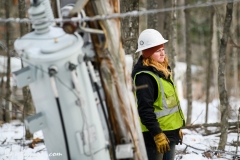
[13,1,111,160]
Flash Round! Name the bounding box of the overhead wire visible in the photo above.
[0,0,239,23]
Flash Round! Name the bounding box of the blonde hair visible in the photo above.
[143,57,171,78]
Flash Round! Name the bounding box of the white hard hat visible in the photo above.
[135,29,168,53]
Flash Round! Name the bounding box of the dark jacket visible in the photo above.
[131,56,181,144]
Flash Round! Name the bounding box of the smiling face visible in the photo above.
[150,46,165,63]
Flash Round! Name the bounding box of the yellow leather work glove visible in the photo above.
[179,129,183,145]
[154,133,170,154]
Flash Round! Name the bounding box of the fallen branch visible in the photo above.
[28,138,44,149]
[178,143,240,158]
[229,34,240,49]
[182,121,239,129]
[35,147,46,153]
[202,127,237,136]
[182,142,205,151]
[1,138,7,144]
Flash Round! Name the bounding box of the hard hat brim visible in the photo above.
[135,40,168,53]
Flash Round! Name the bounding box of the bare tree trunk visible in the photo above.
[147,0,158,30]
[218,2,233,150]
[137,0,147,64]
[19,0,34,140]
[225,45,231,97]
[232,1,239,98]
[205,2,214,124]
[232,48,238,97]
[4,0,12,123]
[163,0,177,85]
[85,1,148,159]
[120,0,139,59]
[157,0,164,32]
[19,0,29,36]
[0,45,3,122]
[212,13,220,120]
[179,0,186,59]
[0,1,3,122]
[169,0,177,79]
[163,0,171,40]
[184,0,192,125]
[0,78,4,122]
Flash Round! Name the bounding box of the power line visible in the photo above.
[0,0,239,23]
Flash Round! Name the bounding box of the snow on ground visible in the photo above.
[0,99,239,160]
[0,121,48,160]
[176,99,239,160]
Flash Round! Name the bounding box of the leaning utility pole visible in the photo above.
[85,0,147,159]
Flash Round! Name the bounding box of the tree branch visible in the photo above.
[182,121,239,129]
[229,34,240,48]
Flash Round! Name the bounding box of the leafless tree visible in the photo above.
[205,0,214,124]
[218,2,233,150]
[4,0,12,123]
[184,0,192,124]
[120,0,139,60]
[18,0,34,140]
[147,0,158,30]
[169,0,177,79]
[231,1,240,98]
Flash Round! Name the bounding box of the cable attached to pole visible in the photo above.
[48,66,71,160]
[86,61,117,160]
[68,62,95,160]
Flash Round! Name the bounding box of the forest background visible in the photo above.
[0,0,240,159]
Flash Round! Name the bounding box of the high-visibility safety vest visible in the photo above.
[134,71,185,132]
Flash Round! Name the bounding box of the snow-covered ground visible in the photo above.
[176,99,239,160]
[0,121,48,160]
[0,99,239,160]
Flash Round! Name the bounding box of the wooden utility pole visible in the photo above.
[218,2,233,150]
[85,1,147,159]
